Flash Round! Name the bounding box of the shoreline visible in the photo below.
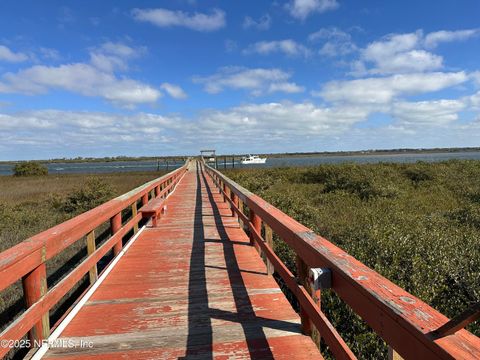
[1,147,480,164]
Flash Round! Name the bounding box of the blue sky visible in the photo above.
[0,0,480,160]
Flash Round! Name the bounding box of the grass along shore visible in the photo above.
[224,160,480,358]
[0,171,164,358]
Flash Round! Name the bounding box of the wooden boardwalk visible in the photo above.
[42,163,322,359]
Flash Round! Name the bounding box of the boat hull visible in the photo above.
[241,159,267,164]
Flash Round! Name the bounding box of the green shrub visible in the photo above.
[448,204,480,229]
[403,165,434,184]
[13,161,48,176]
[224,160,480,358]
[62,178,114,214]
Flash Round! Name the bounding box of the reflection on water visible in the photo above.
[1,152,480,176]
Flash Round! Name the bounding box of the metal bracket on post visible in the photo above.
[309,268,332,290]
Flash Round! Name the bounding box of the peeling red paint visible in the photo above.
[39,163,322,359]
[206,163,480,360]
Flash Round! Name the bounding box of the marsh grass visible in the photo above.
[224,160,480,358]
[0,171,164,358]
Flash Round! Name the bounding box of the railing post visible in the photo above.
[155,185,160,197]
[238,198,244,229]
[225,187,232,213]
[264,224,274,275]
[22,263,50,343]
[132,202,139,234]
[163,182,168,197]
[311,284,322,349]
[249,209,261,253]
[86,230,98,284]
[111,212,122,256]
[230,191,236,217]
[142,192,148,206]
[297,260,322,349]
[296,256,312,336]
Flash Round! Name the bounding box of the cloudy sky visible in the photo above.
[1,0,480,160]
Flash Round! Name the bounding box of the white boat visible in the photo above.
[240,155,267,164]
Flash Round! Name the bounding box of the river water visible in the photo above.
[1,151,480,176]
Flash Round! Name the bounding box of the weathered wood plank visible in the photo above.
[41,162,322,360]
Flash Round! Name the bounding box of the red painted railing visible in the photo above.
[1,158,478,359]
[204,162,480,360]
[0,163,188,358]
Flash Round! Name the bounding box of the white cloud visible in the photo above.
[2,92,479,156]
[364,32,420,59]
[309,27,357,57]
[391,100,466,125]
[268,82,305,93]
[0,42,163,107]
[160,83,187,99]
[353,29,480,76]
[89,42,145,72]
[471,71,480,86]
[0,63,161,106]
[89,53,126,73]
[0,112,55,129]
[98,42,143,58]
[244,40,311,57]
[318,72,468,104]
[0,110,181,133]
[309,27,351,42]
[194,102,370,142]
[286,0,339,20]
[243,14,271,30]
[192,67,304,96]
[424,29,480,48]
[357,31,443,75]
[0,41,192,107]
[368,49,443,74]
[0,110,182,153]
[320,41,356,57]
[0,45,29,62]
[469,91,480,108]
[132,8,225,31]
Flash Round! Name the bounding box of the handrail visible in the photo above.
[0,161,189,357]
[203,162,480,360]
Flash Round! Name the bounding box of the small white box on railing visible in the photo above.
[309,268,332,290]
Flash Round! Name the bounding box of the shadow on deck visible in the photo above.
[42,163,321,359]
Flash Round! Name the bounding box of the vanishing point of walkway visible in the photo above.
[42,163,322,359]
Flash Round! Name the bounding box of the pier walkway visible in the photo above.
[40,163,322,359]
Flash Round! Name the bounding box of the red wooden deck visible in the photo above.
[42,163,323,359]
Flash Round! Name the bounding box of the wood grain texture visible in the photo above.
[41,163,322,359]
[205,165,480,360]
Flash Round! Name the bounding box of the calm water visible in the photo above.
[237,151,480,168]
[1,152,480,176]
[0,161,184,176]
